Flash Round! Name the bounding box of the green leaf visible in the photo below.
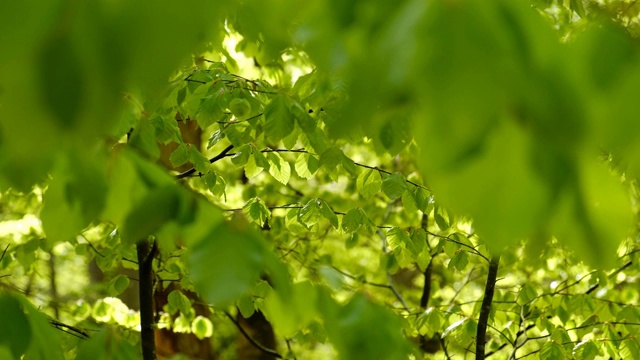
[573,340,601,360]
[253,149,271,171]
[244,153,263,178]
[237,295,255,318]
[0,294,31,358]
[442,318,467,339]
[341,154,357,176]
[204,171,218,190]
[231,144,252,166]
[210,174,226,198]
[434,213,450,232]
[243,197,271,227]
[298,199,322,228]
[207,129,226,149]
[121,185,181,245]
[264,281,319,338]
[540,341,565,360]
[318,147,344,170]
[192,316,214,340]
[189,146,210,174]
[21,297,64,360]
[381,172,407,200]
[570,0,586,18]
[168,290,192,315]
[517,283,538,305]
[198,94,224,128]
[295,153,319,179]
[76,329,138,360]
[170,143,191,167]
[416,307,444,336]
[447,250,469,272]
[318,199,339,229]
[42,156,108,243]
[401,189,418,214]
[187,219,267,306]
[264,95,295,142]
[386,227,410,251]
[621,338,640,360]
[323,294,412,359]
[38,34,83,128]
[266,152,291,184]
[356,169,382,200]
[229,98,252,119]
[342,208,374,233]
[109,275,130,296]
[152,116,180,144]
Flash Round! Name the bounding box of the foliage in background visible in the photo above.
[1,0,640,359]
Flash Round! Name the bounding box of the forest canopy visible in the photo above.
[1,0,640,359]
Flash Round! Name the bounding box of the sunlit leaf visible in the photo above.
[264,95,295,142]
[266,151,291,184]
[381,172,407,200]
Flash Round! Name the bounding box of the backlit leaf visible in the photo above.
[264,95,295,142]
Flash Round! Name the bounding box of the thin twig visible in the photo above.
[225,312,283,359]
[0,244,9,262]
[176,144,235,179]
[80,235,105,258]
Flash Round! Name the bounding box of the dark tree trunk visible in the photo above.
[476,255,500,360]
[137,240,157,360]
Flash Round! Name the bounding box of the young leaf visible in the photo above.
[264,95,295,142]
[243,197,271,226]
[447,250,469,272]
[381,172,407,200]
[356,169,382,200]
[170,143,190,167]
[319,147,344,170]
[342,208,365,233]
[298,199,322,228]
[318,199,339,229]
[295,153,319,179]
[434,213,450,232]
[109,275,130,296]
[231,144,251,167]
[573,340,600,360]
[266,151,291,185]
[253,149,271,171]
[189,146,210,174]
[401,189,418,213]
[386,227,411,252]
[191,316,213,340]
[517,283,538,305]
[540,341,565,360]
[168,290,192,315]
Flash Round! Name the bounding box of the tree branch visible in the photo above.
[225,312,283,359]
[176,144,235,179]
[0,244,9,262]
[476,255,500,360]
[137,239,158,360]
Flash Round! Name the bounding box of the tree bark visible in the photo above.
[137,240,158,360]
[476,255,500,360]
